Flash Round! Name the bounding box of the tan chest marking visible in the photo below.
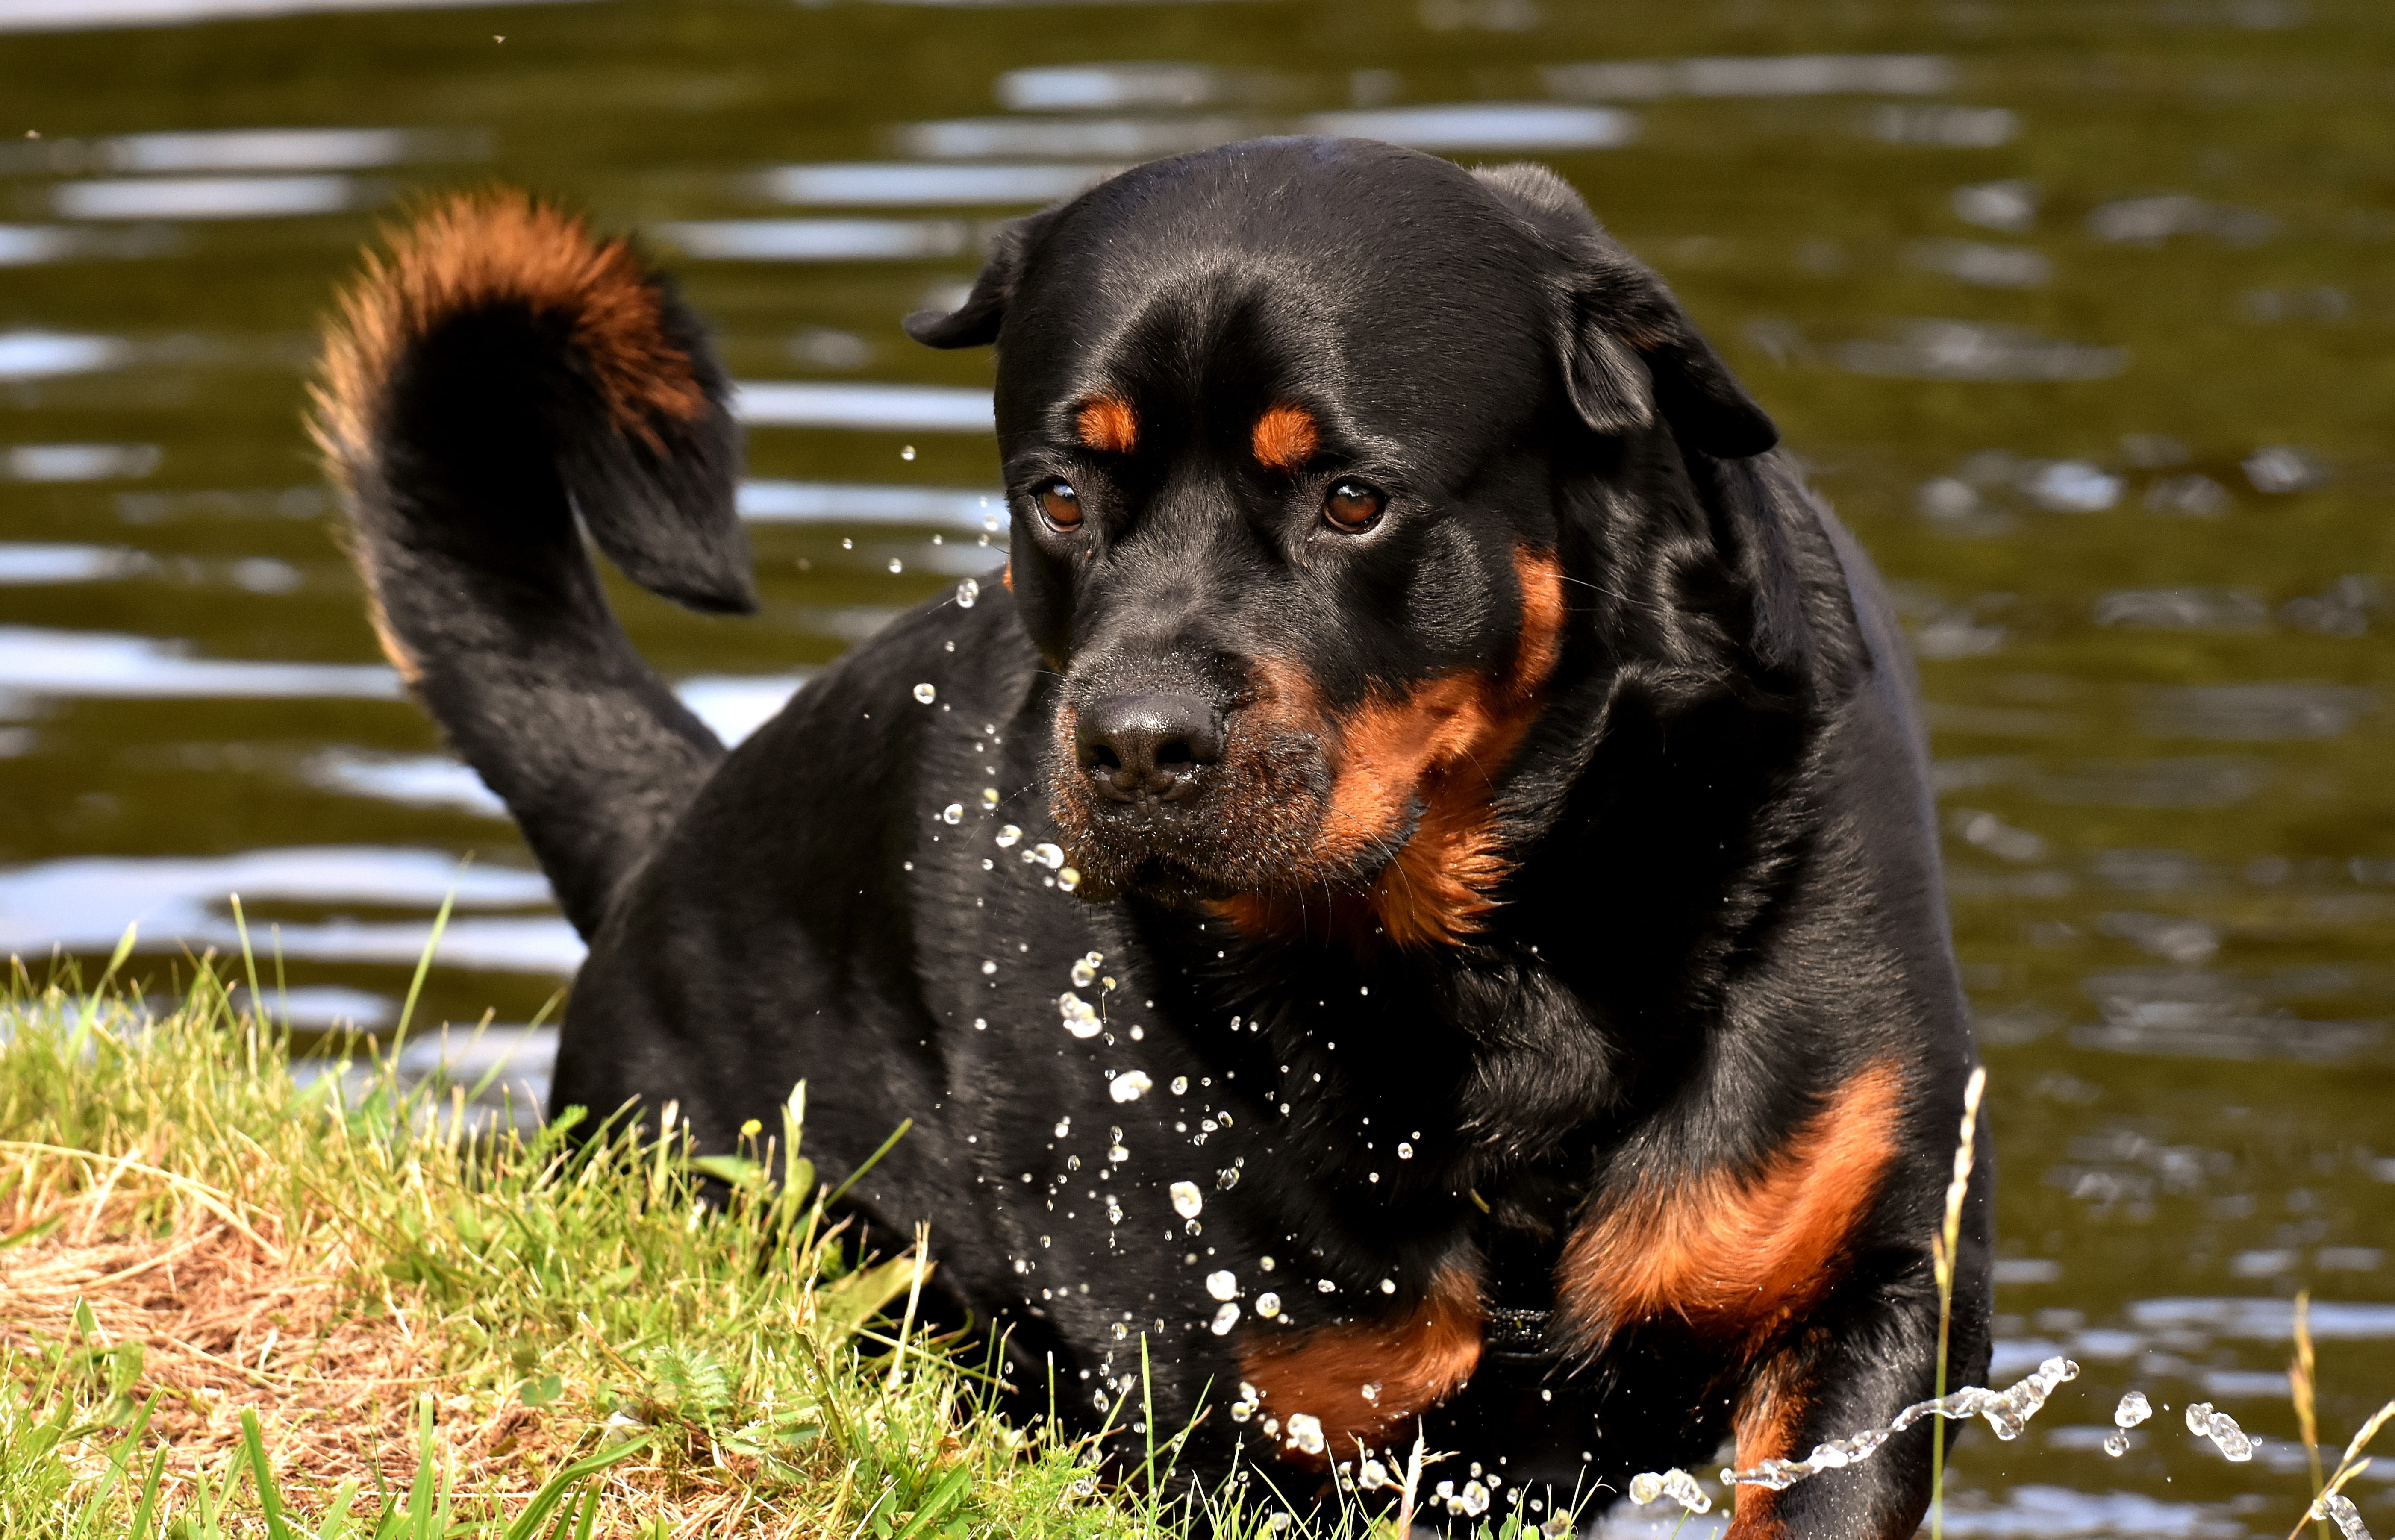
[1556,1061,1906,1351]
[1237,1264,1483,1468]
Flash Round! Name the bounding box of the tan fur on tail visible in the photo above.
[310,189,706,483]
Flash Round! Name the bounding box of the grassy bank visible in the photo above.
[0,953,1312,1540]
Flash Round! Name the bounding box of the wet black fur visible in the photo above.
[336,138,1990,1536]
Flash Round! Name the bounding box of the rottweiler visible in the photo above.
[316,137,1990,1536]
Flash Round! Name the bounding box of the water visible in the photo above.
[4,2,2394,1534]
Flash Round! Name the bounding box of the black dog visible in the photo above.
[317,140,1990,1537]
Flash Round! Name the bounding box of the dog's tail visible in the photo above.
[312,189,753,938]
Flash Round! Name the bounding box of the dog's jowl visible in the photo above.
[317,139,1989,1537]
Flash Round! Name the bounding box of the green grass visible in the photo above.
[0,955,1343,1540]
[0,953,1592,1540]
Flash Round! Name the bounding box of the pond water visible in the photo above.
[3,0,2392,1532]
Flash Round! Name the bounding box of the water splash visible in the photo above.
[1627,1468,1711,1514]
[1283,1412,1326,1457]
[2313,1492,2374,1540]
[2184,1401,2254,1461]
[1722,1356,2080,1492]
[1108,1069,1153,1102]
[2105,1389,2153,1456]
[1057,991,1101,1038]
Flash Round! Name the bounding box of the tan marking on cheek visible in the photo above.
[1075,395,1138,454]
[1000,560,1013,592]
[1324,547,1569,947]
[1250,402,1318,471]
[1554,1061,1907,1353]
[1238,1264,1483,1469]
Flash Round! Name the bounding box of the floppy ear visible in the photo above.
[902,208,1056,350]
[1562,255,1778,460]
[1471,162,1777,460]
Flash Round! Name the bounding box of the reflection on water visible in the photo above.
[4,0,2393,1531]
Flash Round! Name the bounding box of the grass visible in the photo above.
[12,952,2381,1540]
[0,951,1596,1540]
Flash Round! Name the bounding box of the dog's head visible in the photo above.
[909,138,1776,945]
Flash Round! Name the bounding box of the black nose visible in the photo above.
[1076,692,1223,804]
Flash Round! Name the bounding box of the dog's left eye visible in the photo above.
[1036,479,1085,531]
[1323,479,1386,533]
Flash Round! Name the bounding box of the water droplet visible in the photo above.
[2185,1401,2254,1461]
[1215,1167,1239,1191]
[1283,1412,1326,1457]
[1209,1301,1240,1335]
[941,802,963,824]
[1316,1278,1335,1293]
[1170,1076,1189,1095]
[1255,1291,1280,1318]
[2114,1390,2151,1428]
[1627,1470,1709,1515]
[913,682,937,705]
[1053,1118,1071,1138]
[1170,1181,1202,1219]
[900,444,916,461]
[973,1017,986,1030]
[1058,867,1080,892]
[1109,1070,1153,1103]
[2103,1429,2131,1458]
[1397,1142,1414,1159]
[888,558,904,574]
[1032,842,1065,869]
[1380,1278,1396,1294]
[1057,992,1102,1039]
[1071,958,1097,988]
[980,959,997,975]
[1206,1270,1238,1301]
[955,577,979,608]
[994,824,1021,849]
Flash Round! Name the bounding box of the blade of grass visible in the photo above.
[394,882,459,1055]
[241,1408,296,1540]
[499,1432,655,1540]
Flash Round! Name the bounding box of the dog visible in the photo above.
[315,137,1991,1536]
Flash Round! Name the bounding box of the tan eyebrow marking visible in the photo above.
[1075,395,1138,454]
[1251,403,1319,471]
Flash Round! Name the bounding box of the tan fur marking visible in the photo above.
[1075,395,1138,454]
[1555,1062,1906,1352]
[1215,548,1567,948]
[1250,402,1319,470]
[311,189,703,479]
[1725,1358,1805,1539]
[1239,1264,1483,1468]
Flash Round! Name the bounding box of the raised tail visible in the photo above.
[313,189,753,939]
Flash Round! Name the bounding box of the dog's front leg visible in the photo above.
[1718,1223,1993,1540]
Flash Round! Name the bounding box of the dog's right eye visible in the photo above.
[1036,480,1085,531]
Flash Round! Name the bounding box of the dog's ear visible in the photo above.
[903,208,1058,350]
[1473,162,1778,460]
